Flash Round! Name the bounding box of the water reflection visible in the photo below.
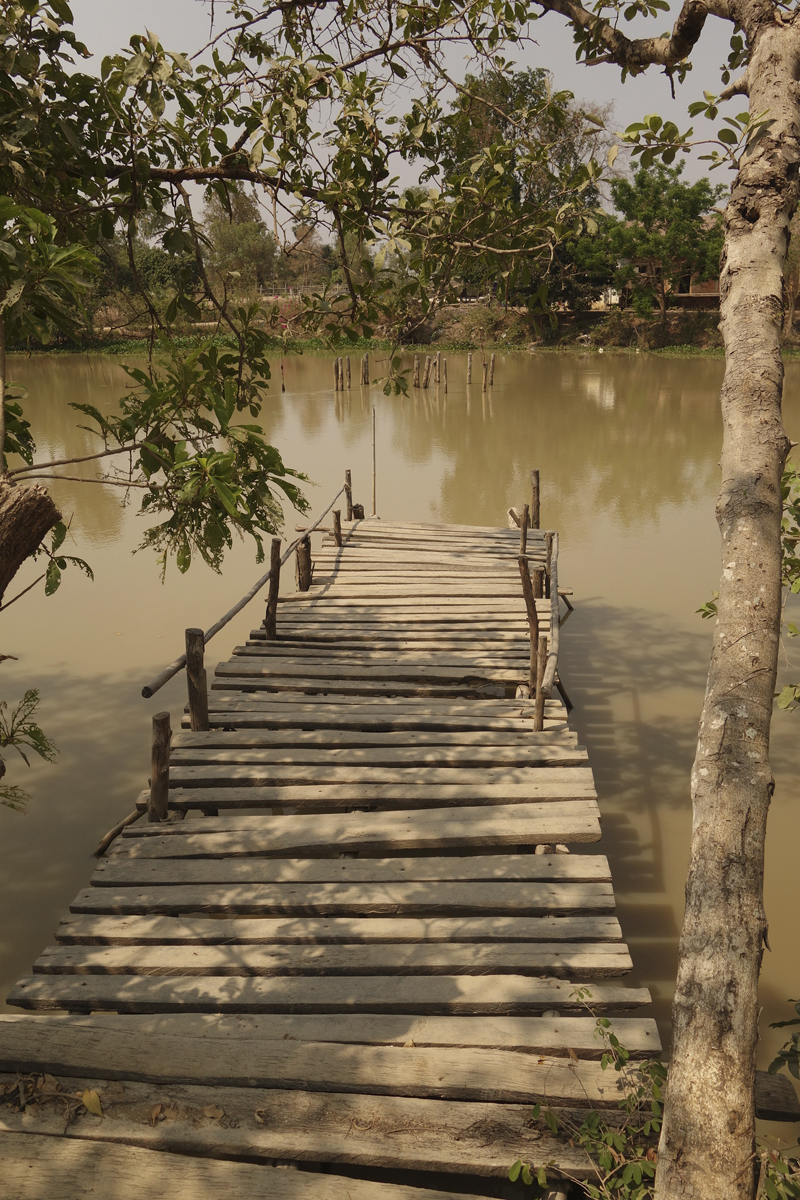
[1,349,798,1078]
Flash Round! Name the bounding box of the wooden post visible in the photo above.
[489,352,496,385]
[372,404,377,518]
[435,351,441,384]
[296,535,312,591]
[333,359,339,391]
[264,536,281,640]
[443,358,448,393]
[467,352,472,384]
[345,356,351,388]
[520,503,529,555]
[413,354,420,387]
[333,509,342,546]
[422,355,432,387]
[482,360,488,393]
[531,468,540,529]
[345,469,353,521]
[362,353,369,385]
[533,565,544,601]
[534,634,548,731]
[544,530,553,594]
[185,628,209,732]
[148,711,171,823]
[518,556,539,692]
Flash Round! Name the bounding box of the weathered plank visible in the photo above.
[0,1027,636,1105]
[55,913,623,946]
[214,659,531,684]
[184,712,567,732]
[168,762,592,787]
[0,1133,503,1200]
[114,803,601,858]
[34,941,633,979]
[7,974,650,1013]
[0,1011,660,1056]
[66,880,616,915]
[171,729,575,751]
[95,853,612,884]
[210,676,512,698]
[169,744,582,769]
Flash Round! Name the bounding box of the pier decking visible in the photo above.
[0,516,659,1197]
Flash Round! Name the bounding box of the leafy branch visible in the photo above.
[0,688,57,813]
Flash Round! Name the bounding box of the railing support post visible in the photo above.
[333,509,342,546]
[149,711,171,822]
[296,534,312,591]
[520,503,529,555]
[531,468,540,529]
[518,556,539,693]
[185,628,209,732]
[533,565,544,602]
[264,537,281,640]
[534,634,548,731]
[345,469,353,521]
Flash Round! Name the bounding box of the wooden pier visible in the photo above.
[0,507,662,1198]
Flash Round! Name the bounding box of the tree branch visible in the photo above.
[9,444,142,478]
[534,0,716,70]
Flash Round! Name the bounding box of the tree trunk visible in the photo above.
[655,23,800,1200]
[0,479,61,605]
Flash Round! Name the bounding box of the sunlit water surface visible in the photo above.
[1,349,799,1086]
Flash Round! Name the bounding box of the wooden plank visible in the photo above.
[210,677,512,698]
[33,941,633,979]
[6,974,650,1013]
[232,648,532,667]
[241,641,532,657]
[169,762,592,787]
[66,879,616,915]
[170,729,576,751]
[214,659,532,684]
[0,1079,591,1177]
[0,1027,635,1106]
[55,913,624,946]
[0,1011,660,1056]
[169,745,587,770]
[251,626,536,641]
[0,1133,503,1200]
[95,853,612,885]
[113,803,601,858]
[185,712,568,732]
[136,777,598,813]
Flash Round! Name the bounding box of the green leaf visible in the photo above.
[44,560,61,596]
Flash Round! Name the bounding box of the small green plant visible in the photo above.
[0,689,57,812]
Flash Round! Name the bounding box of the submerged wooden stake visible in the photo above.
[482,360,488,393]
[345,356,351,389]
[422,355,432,388]
[264,537,281,640]
[489,353,496,385]
[345,469,353,521]
[467,352,472,384]
[148,712,171,823]
[435,351,441,385]
[296,535,312,591]
[185,628,209,732]
[362,354,369,385]
[413,355,420,387]
[333,509,342,546]
[443,358,448,393]
[531,468,540,530]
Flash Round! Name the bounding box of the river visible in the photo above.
[1,348,798,1080]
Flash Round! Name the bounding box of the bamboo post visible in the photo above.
[413,354,420,387]
[531,468,540,529]
[345,356,351,388]
[345,469,353,521]
[443,358,448,393]
[534,634,548,731]
[489,352,496,385]
[372,405,377,518]
[264,536,281,639]
[333,509,342,546]
[518,556,539,692]
[467,352,472,384]
[482,360,488,393]
[148,711,171,822]
[185,628,209,732]
[520,503,529,555]
[422,355,432,387]
[435,351,441,384]
[296,535,312,591]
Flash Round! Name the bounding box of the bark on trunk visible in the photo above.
[655,22,800,1200]
[0,479,61,605]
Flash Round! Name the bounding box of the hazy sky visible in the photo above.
[71,0,736,184]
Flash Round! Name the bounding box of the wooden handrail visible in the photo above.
[141,481,347,698]
[542,531,560,697]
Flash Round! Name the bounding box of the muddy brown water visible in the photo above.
[1,349,798,1084]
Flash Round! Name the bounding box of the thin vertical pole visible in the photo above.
[345,469,353,521]
[489,353,496,385]
[466,352,472,384]
[413,355,420,387]
[520,503,529,555]
[345,356,351,389]
[531,469,540,529]
[333,509,342,546]
[443,358,448,394]
[518,557,539,693]
[148,712,171,823]
[264,537,281,639]
[435,351,441,384]
[185,628,209,732]
[534,635,548,731]
[482,361,488,393]
[372,405,377,518]
[333,359,339,391]
[422,355,431,388]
